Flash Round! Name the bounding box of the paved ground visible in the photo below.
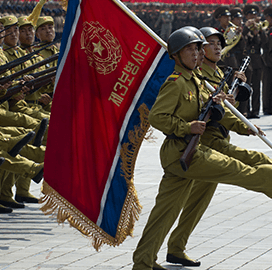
[1,114,272,270]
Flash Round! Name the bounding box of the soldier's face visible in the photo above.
[36,23,55,43]
[4,24,19,47]
[218,15,230,27]
[232,17,242,27]
[19,25,35,46]
[177,43,198,71]
[204,35,221,63]
[246,13,257,20]
[197,47,205,67]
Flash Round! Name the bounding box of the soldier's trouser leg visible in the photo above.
[133,145,272,270]
[0,124,48,146]
[262,66,272,114]
[0,173,17,202]
[167,138,272,256]
[132,176,195,270]
[9,103,50,121]
[0,108,39,129]
[0,170,11,198]
[251,68,261,115]
[15,145,45,197]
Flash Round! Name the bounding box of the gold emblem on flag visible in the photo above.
[81,21,122,75]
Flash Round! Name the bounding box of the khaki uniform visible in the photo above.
[2,44,50,120]
[132,64,272,270]
[167,65,272,258]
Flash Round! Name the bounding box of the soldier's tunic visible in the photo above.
[167,65,272,257]
[132,64,272,270]
[262,25,272,115]
[2,44,50,119]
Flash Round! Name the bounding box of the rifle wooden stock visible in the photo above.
[179,67,233,172]
[0,41,58,76]
[0,71,56,105]
[0,53,59,85]
[179,110,212,171]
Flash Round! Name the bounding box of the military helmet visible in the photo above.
[183,26,209,45]
[167,27,203,59]
[199,27,226,48]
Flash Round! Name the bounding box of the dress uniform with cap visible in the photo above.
[132,27,272,270]
[214,6,238,70]
[228,8,253,117]
[261,7,272,115]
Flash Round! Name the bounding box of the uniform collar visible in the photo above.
[174,64,193,81]
[201,62,222,79]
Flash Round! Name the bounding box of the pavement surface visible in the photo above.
[1,113,272,270]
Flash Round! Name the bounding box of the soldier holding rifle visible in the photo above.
[132,27,272,270]
[164,27,272,268]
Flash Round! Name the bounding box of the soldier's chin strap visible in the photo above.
[177,54,194,71]
[204,55,217,64]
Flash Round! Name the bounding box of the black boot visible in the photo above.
[0,204,13,214]
[0,200,24,208]
[33,118,48,147]
[8,131,35,157]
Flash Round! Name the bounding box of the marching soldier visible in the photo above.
[35,16,59,105]
[18,16,52,112]
[262,7,272,115]
[243,4,265,118]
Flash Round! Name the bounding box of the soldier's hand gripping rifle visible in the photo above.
[0,53,59,85]
[0,40,59,77]
[1,52,58,83]
[0,70,56,105]
[228,56,252,102]
[179,67,233,172]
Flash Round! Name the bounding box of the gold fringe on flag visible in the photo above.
[40,103,151,251]
[27,0,48,27]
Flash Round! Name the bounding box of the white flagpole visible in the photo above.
[205,81,272,149]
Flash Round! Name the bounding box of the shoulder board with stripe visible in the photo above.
[167,71,182,81]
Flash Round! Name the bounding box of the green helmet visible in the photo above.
[167,27,203,59]
[183,26,209,45]
[199,27,226,48]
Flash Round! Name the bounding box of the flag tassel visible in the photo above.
[39,104,152,250]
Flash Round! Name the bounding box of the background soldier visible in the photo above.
[262,6,272,116]
[243,4,265,119]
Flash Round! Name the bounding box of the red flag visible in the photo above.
[41,0,174,249]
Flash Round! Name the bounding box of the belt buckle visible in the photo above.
[250,49,255,54]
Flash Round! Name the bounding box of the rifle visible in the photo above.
[179,67,233,172]
[0,53,59,85]
[17,66,57,81]
[228,56,252,101]
[0,71,56,105]
[0,39,59,76]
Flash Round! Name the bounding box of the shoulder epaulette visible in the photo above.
[167,71,182,81]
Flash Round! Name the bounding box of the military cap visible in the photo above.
[230,7,243,19]
[18,16,34,28]
[0,15,18,27]
[213,6,231,19]
[264,6,272,17]
[36,16,54,30]
[243,4,259,15]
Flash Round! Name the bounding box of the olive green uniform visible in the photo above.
[166,65,272,259]
[2,44,50,120]
[132,64,272,270]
